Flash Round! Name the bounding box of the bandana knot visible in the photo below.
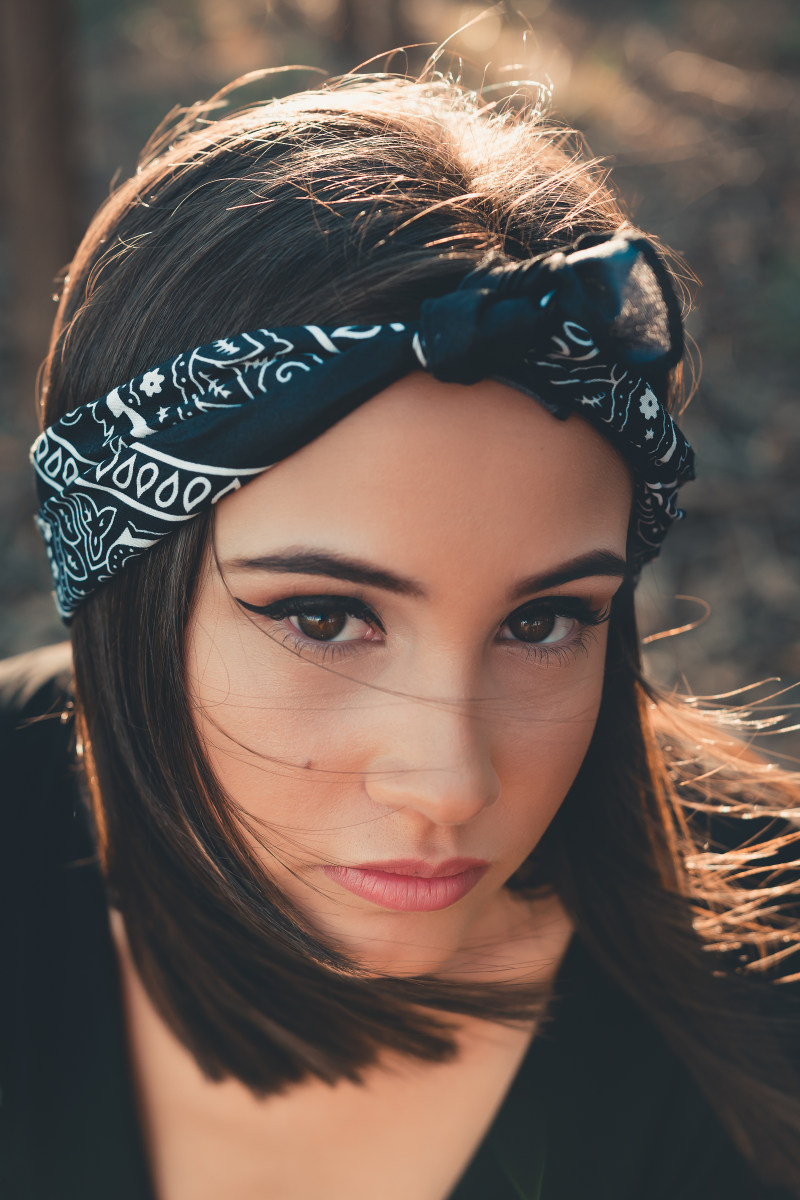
[418,232,684,396]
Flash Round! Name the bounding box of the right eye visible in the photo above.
[285,605,376,643]
[236,594,385,651]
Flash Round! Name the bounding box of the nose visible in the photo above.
[363,689,501,826]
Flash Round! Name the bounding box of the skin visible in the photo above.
[186,372,633,980]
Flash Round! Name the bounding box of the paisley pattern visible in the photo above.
[32,325,411,618]
[516,313,695,563]
[31,233,695,620]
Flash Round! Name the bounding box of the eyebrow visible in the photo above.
[222,549,425,597]
[220,547,628,601]
[508,549,628,600]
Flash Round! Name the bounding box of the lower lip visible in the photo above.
[321,865,488,911]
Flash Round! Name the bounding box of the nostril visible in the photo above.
[364,760,500,825]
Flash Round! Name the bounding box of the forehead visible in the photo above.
[214,374,634,581]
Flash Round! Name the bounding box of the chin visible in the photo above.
[316,894,497,980]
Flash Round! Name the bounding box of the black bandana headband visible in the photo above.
[31,228,695,620]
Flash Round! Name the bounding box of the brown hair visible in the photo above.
[41,72,800,1189]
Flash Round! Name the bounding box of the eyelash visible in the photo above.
[235,593,611,667]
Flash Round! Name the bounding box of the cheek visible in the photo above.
[505,708,597,822]
[491,643,607,831]
[187,617,373,825]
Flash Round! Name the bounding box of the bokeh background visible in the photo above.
[1,0,798,752]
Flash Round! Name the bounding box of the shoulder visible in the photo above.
[0,642,75,807]
[0,640,73,730]
[0,642,79,860]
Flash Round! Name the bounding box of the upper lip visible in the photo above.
[345,858,489,878]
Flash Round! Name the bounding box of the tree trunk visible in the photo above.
[0,0,81,428]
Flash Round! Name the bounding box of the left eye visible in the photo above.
[500,610,575,645]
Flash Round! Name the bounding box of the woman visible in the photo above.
[2,71,799,1200]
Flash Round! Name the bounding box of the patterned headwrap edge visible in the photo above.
[31,227,695,621]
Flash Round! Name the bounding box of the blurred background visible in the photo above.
[0,0,798,752]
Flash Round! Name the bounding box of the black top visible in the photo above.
[0,643,795,1200]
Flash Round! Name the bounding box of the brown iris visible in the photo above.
[294,610,347,640]
[506,611,557,642]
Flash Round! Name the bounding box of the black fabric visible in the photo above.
[0,644,794,1200]
[0,643,153,1200]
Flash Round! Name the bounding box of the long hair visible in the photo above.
[40,72,800,1190]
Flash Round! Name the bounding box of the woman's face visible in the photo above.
[187,375,632,977]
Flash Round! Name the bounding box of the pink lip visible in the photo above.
[321,858,489,912]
